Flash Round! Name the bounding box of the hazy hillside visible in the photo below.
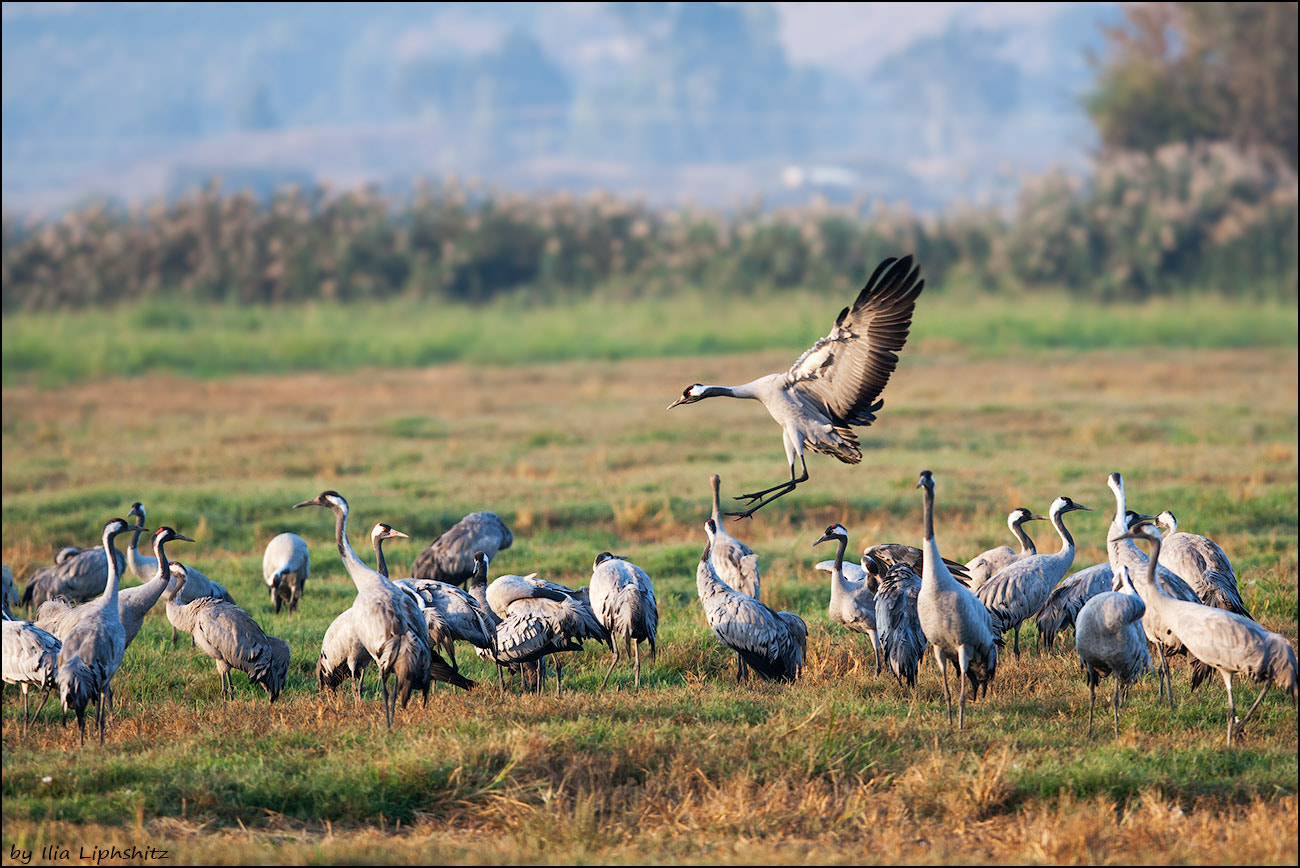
[2,1,1123,215]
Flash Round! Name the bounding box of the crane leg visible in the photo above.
[935,647,952,726]
[600,640,621,691]
[870,630,881,678]
[22,688,31,734]
[1112,680,1121,737]
[1012,627,1021,659]
[1223,671,1236,745]
[957,645,969,731]
[1087,678,1096,738]
[728,458,809,520]
[555,657,563,696]
[633,639,641,690]
[1234,683,1271,737]
[97,692,106,746]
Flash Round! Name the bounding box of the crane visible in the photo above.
[3,611,61,732]
[165,562,291,702]
[813,523,881,675]
[697,520,806,682]
[706,475,762,679]
[263,532,310,615]
[486,571,609,694]
[55,516,144,746]
[294,491,470,728]
[589,551,658,690]
[411,511,514,587]
[975,496,1092,658]
[1075,565,1151,736]
[964,507,1047,590]
[1117,522,1297,745]
[1154,510,1250,618]
[915,470,1000,729]
[867,554,926,690]
[668,256,925,518]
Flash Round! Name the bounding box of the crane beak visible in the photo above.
[666,396,689,409]
[292,497,319,509]
[1069,504,1093,513]
[173,533,195,543]
[383,529,410,540]
[813,534,834,547]
[128,524,148,533]
[1028,514,1049,522]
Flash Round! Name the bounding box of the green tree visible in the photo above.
[1086,2,1298,167]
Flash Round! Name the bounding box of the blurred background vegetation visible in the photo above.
[1,2,1296,313]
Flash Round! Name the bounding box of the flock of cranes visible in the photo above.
[3,254,1296,749]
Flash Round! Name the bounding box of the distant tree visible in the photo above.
[1086,2,1298,167]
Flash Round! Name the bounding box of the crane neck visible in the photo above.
[828,535,853,598]
[150,535,175,587]
[100,527,125,610]
[328,502,382,591]
[1049,508,1076,555]
[710,476,722,524]
[373,537,389,579]
[702,384,757,401]
[1010,516,1037,555]
[127,521,147,576]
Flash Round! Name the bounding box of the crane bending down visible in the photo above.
[706,475,762,679]
[1075,565,1151,736]
[589,551,659,690]
[1153,511,1250,618]
[668,256,924,518]
[55,517,144,746]
[814,524,881,676]
[3,611,61,732]
[166,562,291,702]
[698,520,806,682]
[915,471,1000,730]
[263,532,310,615]
[965,508,1047,590]
[1118,522,1297,745]
[867,554,927,690]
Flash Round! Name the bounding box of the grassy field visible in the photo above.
[1,298,1297,864]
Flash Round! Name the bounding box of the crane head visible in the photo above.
[294,490,347,512]
[1010,507,1048,526]
[1050,496,1092,517]
[916,469,934,491]
[814,524,849,547]
[128,501,146,522]
[667,384,706,409]
[593,551,620,569]
[370,522,409,542]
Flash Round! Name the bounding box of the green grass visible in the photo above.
[1,313,1297,863]
[2,289,1295,387]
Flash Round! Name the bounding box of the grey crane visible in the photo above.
[55,517,144,746]
[294,491,470,728]
[964,507,1048,590]
[464,552,512,690]
[165,562,290,702]
[1118,522,1298,745]
[590,551,659,690]
[813,523,881,676]
[706,475,762,679]
[263,532,310,615]
[915,471,999,729]
[124,501,234,646]
[697,519,806,682]
[317,607,372,699]
[37,526,193,656]
[976,496,1092,658]
[866,554,927,690]
[668,256,925,519]
[411,511,514,587]
[55,547,83,565]
[1033,510,1150,650]
[486,571,610,694]
[861,542,973,586]
[1154,510,1250,618]
[3,564,18,618]
[3,611,61,732]
[1075,565,1152,736]
[1105,472,1208,705]
[21,538,126,612]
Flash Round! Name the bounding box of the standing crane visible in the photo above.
[915,471,1000,730]
[1153,510,1250,618]
[263,532,310,615]
[1117,522,1298,745]
[37,526,193,653]
[964,507,1047,590]
[867,554,927,690]
[975,496,1092,658]
[668,256,925,518]
[706,475,762,679]
[411,511,514,587]
[1105,472,1207,705]
[813,523,881,676]
[165,563,291,702]
[589,551,658,690]
[697,520,806,682]
[294,491,470,728]
[3,611,61,732]
[55,516,144,746]
[1075,565,1151,736]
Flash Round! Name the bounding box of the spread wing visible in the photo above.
[784,255,924,427]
